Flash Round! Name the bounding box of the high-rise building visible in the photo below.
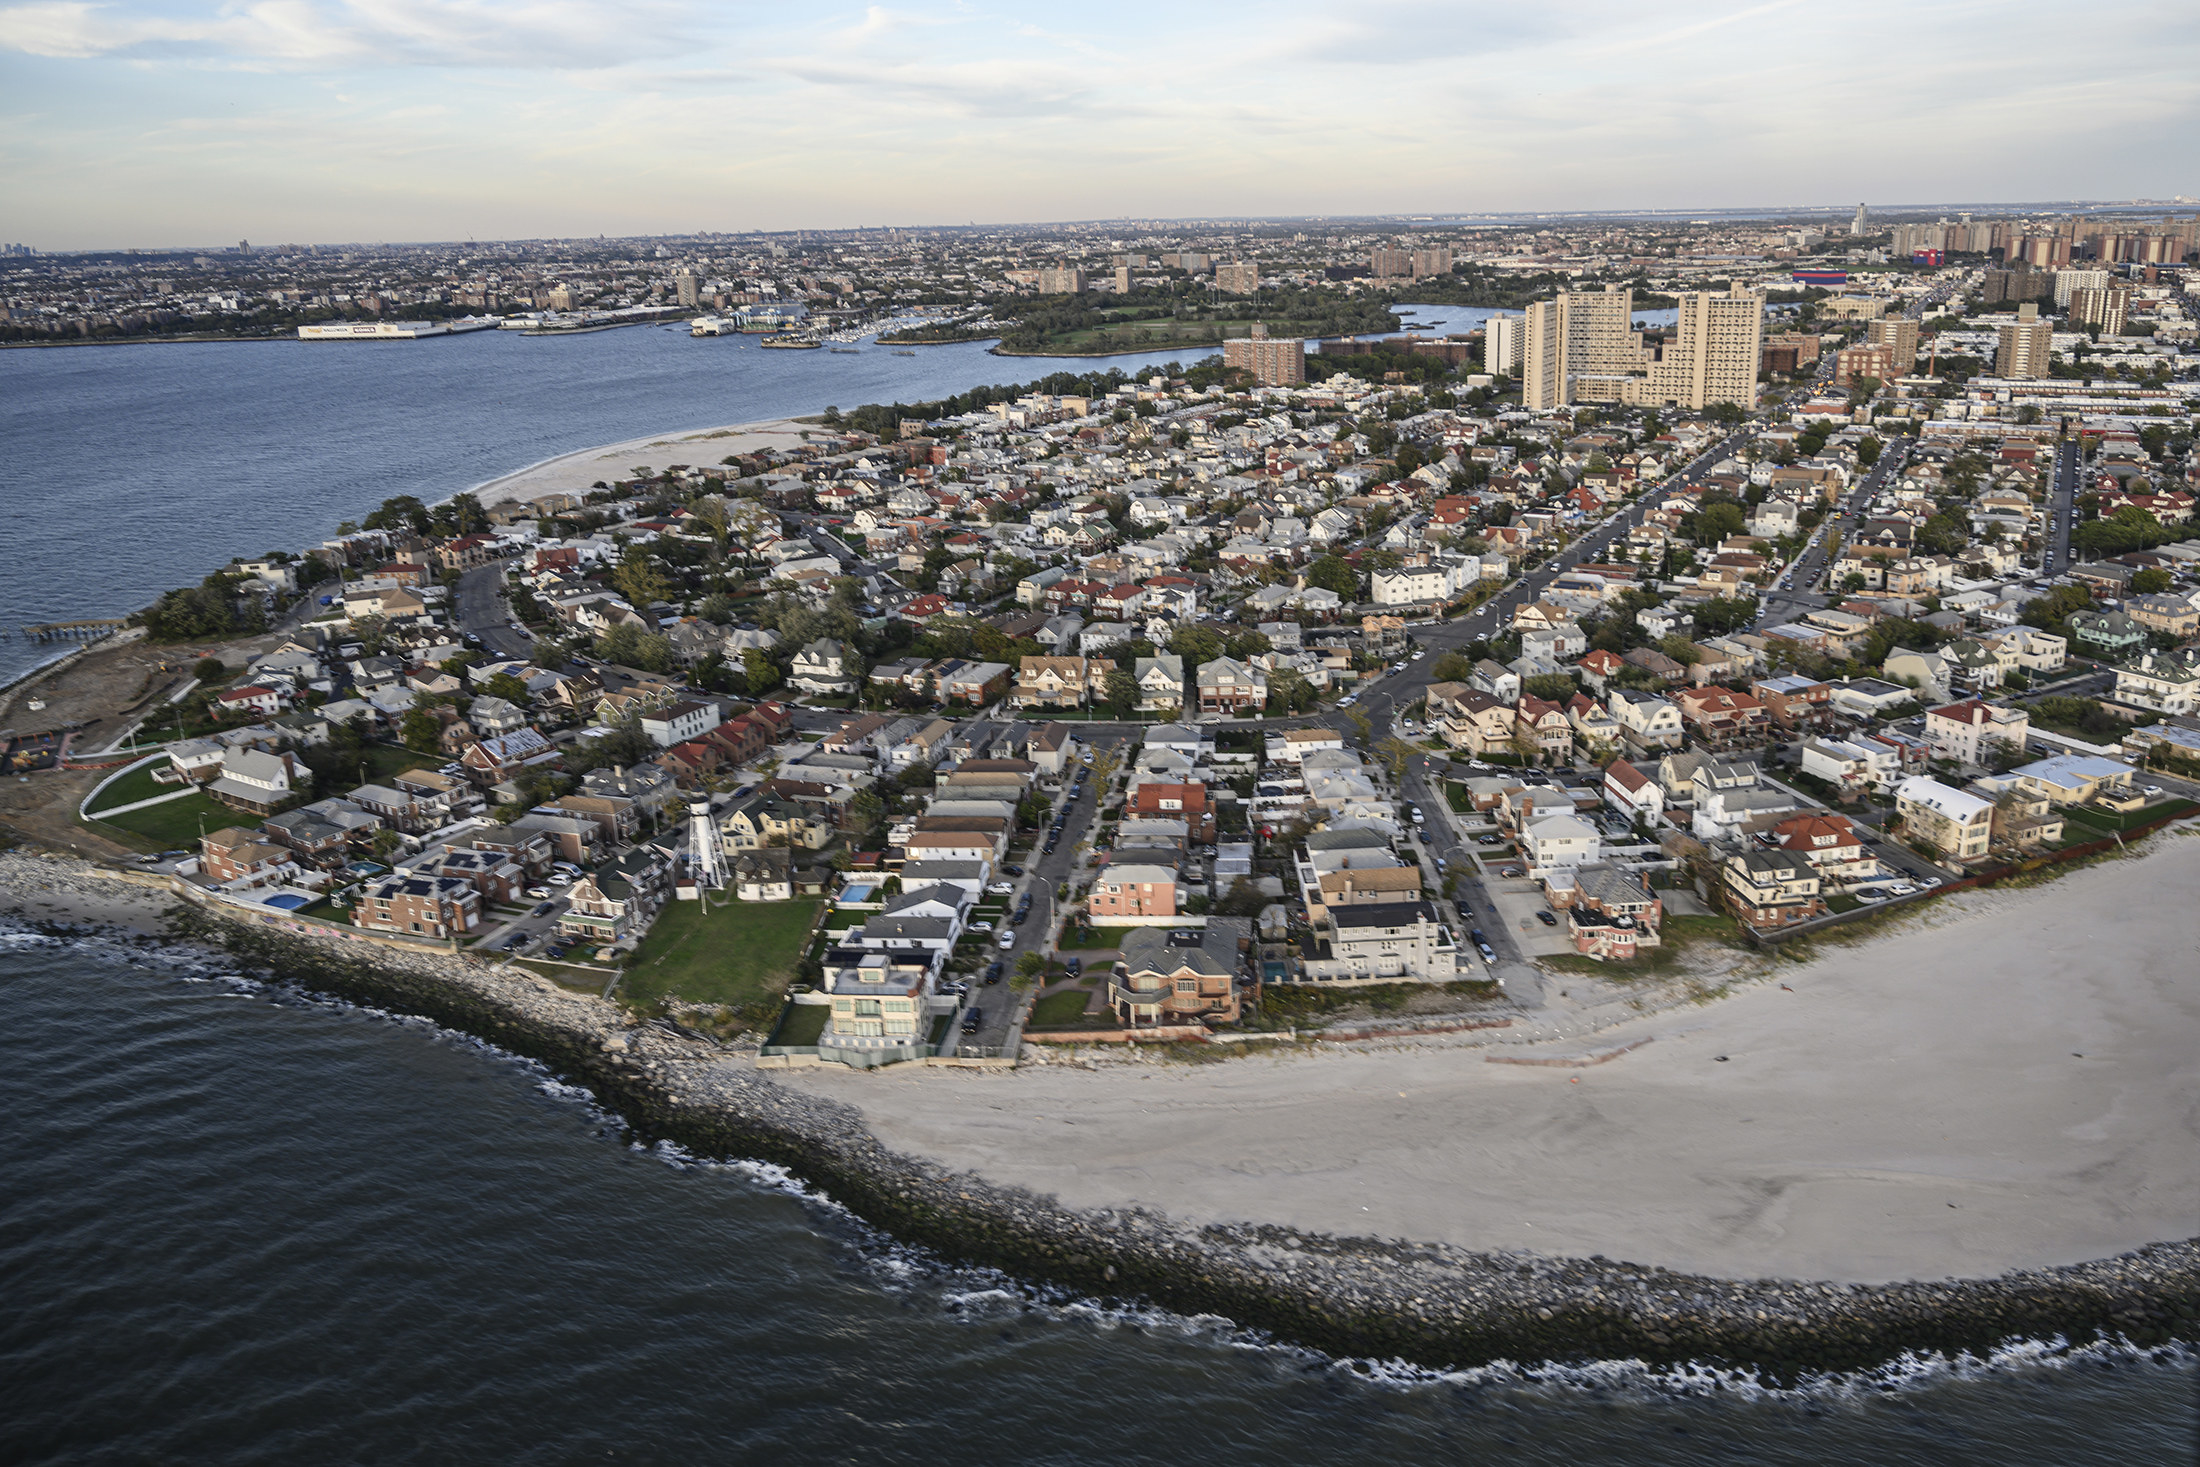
[1484,312,1523,377]
[1995,304,2053,379]
[1223,323,1305,386]
[1215,261,1260,295]
[1113,265,1132,294]
[1522,286,1639,409]
[2053,268,2110,308]
[2069,284,2131,336]
[1370,248,1413,279]
[1643,289,1765,410]
[1981,267,2050,305]
[1850,203,1870,236]
[1410,248,1454,279]
[674,273,699,307]
[1866,317,1920,373]
[1037,267,1087,295]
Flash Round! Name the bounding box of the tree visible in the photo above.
[1522,672,1576,702]
[595,623,676,673]
[1013,951,1049,990]
[1342,707,1372,744]
[1375,736,1419,778]
[1304,555,1362,598]
[400,706,444,753]
[479,672,532,706]
[612,549,673,610]
[849,789,885,835]
[2130,567,2171,595]
[369,828,405,859]
[1855,436,1883,468]
[1428,651,1476,684]
[193,657,228,682]
[1103,667,1139,719]
[743,647,781,695]
[1215,876,1267,918]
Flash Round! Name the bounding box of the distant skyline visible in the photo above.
[3,0,2196,250]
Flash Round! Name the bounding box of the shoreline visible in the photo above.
[463,416,818,510]
[2,841,2191,1380]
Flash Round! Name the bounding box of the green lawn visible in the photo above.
[2065,798,2195,835]
[84,790,234,851]
[1056,925,1150,950]
[1029,986,1102,1028]
[83,757,178,814]
[767,1002,829,1048]
[621,897,822,1011]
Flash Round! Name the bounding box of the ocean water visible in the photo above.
[0,324,1198,685]
[1,933,2192,1466]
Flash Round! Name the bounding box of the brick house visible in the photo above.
[1087,862,1178,918]
[1126,782,1215,842]
[357,874,480,939]
[1720,850,1826,929]
[1675,686,1770,747]
[198,827,300,888]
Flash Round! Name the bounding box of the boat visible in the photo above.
[828,347,861,354]
[891,349,916,356]
[760,334,820,349]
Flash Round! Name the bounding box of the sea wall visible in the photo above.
[4,848,2193,1382]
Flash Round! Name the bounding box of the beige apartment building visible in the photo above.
[1214,261,1260,294]
[1523,286,1761,411]
[1223,323,1305,385]
[2069,285,2130,335]
[1866,316,1919,373]
[1036,266,1087,295]
[1995,304,2054,379]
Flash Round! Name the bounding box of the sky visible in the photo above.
[2,0,2196,249]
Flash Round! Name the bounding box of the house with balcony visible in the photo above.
[1297,900,1460,982]
[1111,926,1243,1028]
[1010,655,1115,709]
[1553,864,1664,961]
[1720,850,1826,929]
[790,638,857,697]
[1923,699,2030,771]
[1893,776,1994,862]
[1133,654,1186,712]
[357,874,480,940]
[820,953,936,1067]
[1196,657,1268,715]
[1608,688,1686,752]
[1766,810,1881,888]
[2112,648,2200,716]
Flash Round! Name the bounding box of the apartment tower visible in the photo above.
[1645,289,1765,410]
[1866,316,1920,374]
[1484,312,1523,377]
[1995,304,2053,379]
[1223,323,1306,386]
[1521,286,1638,410]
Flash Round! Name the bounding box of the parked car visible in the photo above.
[548,873,572,886]
[1499,866,1524,878]
[1856,889,1888,905]
[986,881,1014,894]
[962,1008,984,1033]
[983,961,1003,984]
[526,886,550,899]
[997,931,1017,949]
[1004,864,1024,876]
[969,920,994,933]
[1536,910,1558,927]
[1062,957,1081,977]
[1476,835,1503,846]
[532,901,557,917]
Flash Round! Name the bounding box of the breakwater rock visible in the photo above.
[6,849,2194,1381]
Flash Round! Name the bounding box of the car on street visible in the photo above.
[1889,882,1918,896]
[532,901,557,917]
[997,931,1017,949]
[962,1008,984,1033]
[983,961,1003,984]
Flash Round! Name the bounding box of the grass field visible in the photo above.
[1055,925,1149,950]
[83,757,179,814]
[84,791,234,851]
[620,897,821,1011]
[1027,986,1103,1028]
[767,1003,829,1048]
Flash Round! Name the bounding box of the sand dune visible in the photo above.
[781,830,2200,1283]
[467,418,812,508]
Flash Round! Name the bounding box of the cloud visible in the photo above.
[0,0,690,68]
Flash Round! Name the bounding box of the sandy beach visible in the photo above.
[782,831,2200,1285]
[466,417,815,510]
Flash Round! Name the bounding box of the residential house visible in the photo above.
[1134,654,1187,713]
[1894,776,1994,861]
[1195,657,1267,715]
[205,748,300,816]
[1608,688,1686,752]
[790,638,857,697]
[198,827,301,889]
[722,793,834,851]
[1088,863,1179,919]
[1767,811,1881,888]
[357,874,480,939]
[936,661,1013,707]
[1720,850,1826,929]
[1010,656,1114,709]
[1602,759,1663,824]
[1923,699,2030,770]
[556,847,673,945]
[1297,900,1460,982]
[1111,926,1242,1027]
[1674,686,1769,748]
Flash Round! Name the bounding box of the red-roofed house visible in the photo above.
[1602,758,1662,823]
[1768,811,1881,885]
